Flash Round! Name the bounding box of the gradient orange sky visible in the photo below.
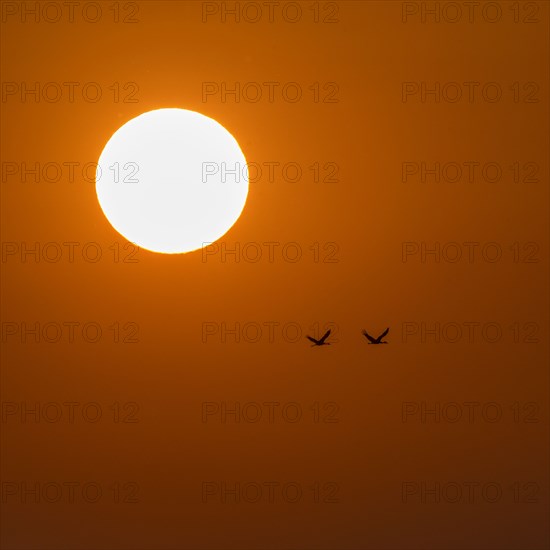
[1,1,549,549]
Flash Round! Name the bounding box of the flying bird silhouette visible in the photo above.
[362,327,389,344]
[306,329,332,347]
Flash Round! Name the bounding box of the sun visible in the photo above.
[95,108,249,254]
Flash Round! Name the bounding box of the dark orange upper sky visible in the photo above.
[1,1,549,549]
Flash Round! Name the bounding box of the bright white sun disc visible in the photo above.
[95,108,249,254]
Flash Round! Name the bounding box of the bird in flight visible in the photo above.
[362,327,389,344]
[306,329,332,347]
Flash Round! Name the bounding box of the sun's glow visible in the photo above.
[95,108,249,254]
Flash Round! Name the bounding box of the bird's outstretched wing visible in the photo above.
[319,329,331,344]
[362,330,376,344]
[378,327,390,340]
[306,336,320,344]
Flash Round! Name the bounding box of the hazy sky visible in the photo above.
[1,1,548,549]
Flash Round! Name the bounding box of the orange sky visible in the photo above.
[1,1,549,549]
